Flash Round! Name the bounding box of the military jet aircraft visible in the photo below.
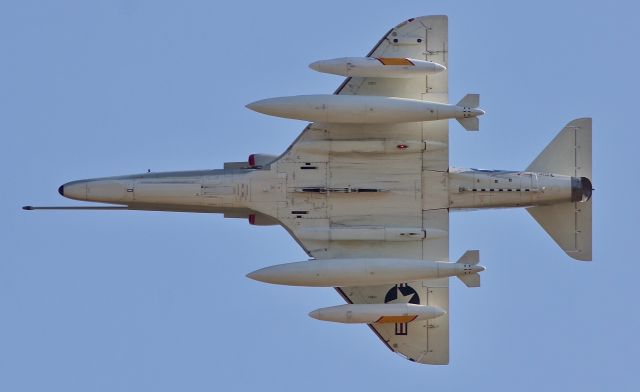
[25,15,592,364]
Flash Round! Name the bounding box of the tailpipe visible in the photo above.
[571,176,593,202]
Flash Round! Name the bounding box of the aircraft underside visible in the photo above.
[25,15,592,364]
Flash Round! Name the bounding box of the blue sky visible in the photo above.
[1,1,637,391]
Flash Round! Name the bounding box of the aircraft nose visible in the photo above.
[59,180,88,201]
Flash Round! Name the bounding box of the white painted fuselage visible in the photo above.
[60,166,590,215]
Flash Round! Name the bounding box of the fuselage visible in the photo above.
[59,166,592,217]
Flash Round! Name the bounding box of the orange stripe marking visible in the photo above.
[375,315,418,324]
[376,57,415,66]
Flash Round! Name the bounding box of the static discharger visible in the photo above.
[309,57,446,78]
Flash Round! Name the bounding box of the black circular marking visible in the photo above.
[384,285,420,304]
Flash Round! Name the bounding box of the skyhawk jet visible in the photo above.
[25,15,592,364]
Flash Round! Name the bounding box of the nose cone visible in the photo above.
[308,61,322,72]
[59,180,88,200]
[471,108,486,116]
[245,269,264,282]
[432,307,447,318]
[245,99,272,115]
[308,59,343,75]
[432,62,447,73]
[58,178,130,203]
[246,266,280,284]
[308,310,321,320]
[472,265,486,273]
[245,101,259,112]
[245,96,305,120]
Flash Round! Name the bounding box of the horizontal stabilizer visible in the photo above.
[456,117,479,131]
[526,118,592,261]
[456,93,479,108]
[526,118,592,178]
[527,201,592,261]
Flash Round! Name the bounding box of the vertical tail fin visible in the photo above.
[526,118,592,261]
[526,118,592,177]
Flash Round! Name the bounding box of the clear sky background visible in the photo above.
[1,1,638,391]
